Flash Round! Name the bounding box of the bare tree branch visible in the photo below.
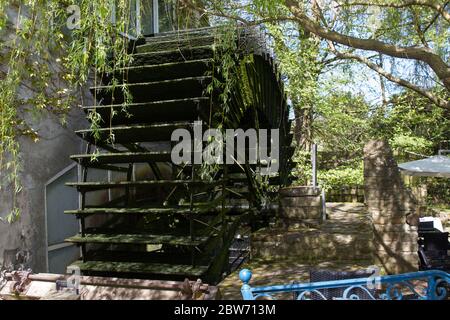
[410,8,430,48]
[182,0,450,109]
[336,0,450,24]
[423,11,442,33]
[326,41,449,109]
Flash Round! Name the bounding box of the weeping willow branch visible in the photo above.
[0,0,134,222]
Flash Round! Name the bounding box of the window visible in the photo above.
[141,0,155,35]
[158,0,177,33]
[119,0,177,37]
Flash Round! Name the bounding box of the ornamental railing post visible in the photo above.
[239,269,255,300]
[427,276,437,300]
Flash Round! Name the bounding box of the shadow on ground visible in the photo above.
[219,258,373,300]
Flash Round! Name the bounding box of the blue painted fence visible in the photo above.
[239,269,450,300]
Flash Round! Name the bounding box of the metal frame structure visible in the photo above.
[63,24,292,283]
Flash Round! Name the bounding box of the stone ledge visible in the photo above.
[372,215,407,225]
[373,223,418,233]
[252,243,373,262]
[374,240,419,252]
[279,187,322,197]
[251,226,374,262]
[279,206,322,220]
[280,196,322,207]
[366,199,416,212]
[373,231,418,243]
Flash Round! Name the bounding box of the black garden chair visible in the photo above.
[419,231,450,273]
[292,269,377,300]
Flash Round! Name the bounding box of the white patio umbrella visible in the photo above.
[398,155,450,178]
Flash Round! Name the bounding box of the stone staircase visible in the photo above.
[220,203,375,299]
[65,27,293,284]
[252,203,374,264]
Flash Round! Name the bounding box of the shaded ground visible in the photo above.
[251,203,373,262]
[218,258,373,300]
[219,203,374,300]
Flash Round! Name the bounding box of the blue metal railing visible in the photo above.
[239,269,450,300]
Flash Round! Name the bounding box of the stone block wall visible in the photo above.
[251,228,373,262]
[278,186,323,226]
[364,140,419,274]
[326,186,364,203]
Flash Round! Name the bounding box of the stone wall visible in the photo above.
[0,109,88,273]
[278,186,323,226]
[326,186,364,203]
[364,140,419,274]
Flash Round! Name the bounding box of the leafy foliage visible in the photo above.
[370,90,450,163]
[0,0,135,222]
[190,0,449,198]
[318,163,364,192]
